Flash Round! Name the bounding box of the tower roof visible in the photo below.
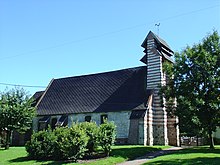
[140,31,174,64]
[141,31,173,53]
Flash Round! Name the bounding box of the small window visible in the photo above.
[51,118,57,130]
[56,115,68,127]
[38,122,47,131]
[100,114,108,124]
[38,116,50,131]
[85,116,91,122]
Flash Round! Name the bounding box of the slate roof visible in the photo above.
[37,66,149,116]
[33,91,44,100]
[152,32,173,53]
[141,31,174,64]
[141,31,173,53]
[32,91,44,107]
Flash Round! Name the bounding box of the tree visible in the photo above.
[161,31,220,149]
[0,88,36,149]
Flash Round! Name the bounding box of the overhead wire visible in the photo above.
[0,4,219,88]
[0,82,46,88]
[0,4,219,61]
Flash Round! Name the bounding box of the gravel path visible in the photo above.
[116,147,183,165]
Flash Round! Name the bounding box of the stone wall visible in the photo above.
[69,111,131,139]
[167,116,180,146]
[34,111,131,141]
[128,119,139,144]
[32,115,62,131]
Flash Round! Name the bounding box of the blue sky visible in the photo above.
[0,0,220,95]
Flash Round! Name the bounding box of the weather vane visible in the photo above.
[155,23,160,36]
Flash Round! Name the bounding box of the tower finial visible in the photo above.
[155,23,160,36]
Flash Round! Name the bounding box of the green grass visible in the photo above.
[144,146,220,165]
[0,145,168,165]
[4,146,220,165]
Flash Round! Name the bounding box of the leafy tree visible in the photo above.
[161,31,220,149]
[0,88,36,149]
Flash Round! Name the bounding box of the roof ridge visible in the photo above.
[54,65,146,81]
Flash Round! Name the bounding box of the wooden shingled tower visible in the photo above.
[140,31,179,146]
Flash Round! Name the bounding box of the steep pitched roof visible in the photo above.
[37,66,148,116]
[141,31,174,63]
[33,91,44,100]
[141,31,173,53]
[151,32,173,53]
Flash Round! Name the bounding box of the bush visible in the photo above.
[25,129,56,159]
[79,122,99,153]
[26,121,116,161]
[52,126,68,159]
[99,120,116,156]
[54,124,88,161]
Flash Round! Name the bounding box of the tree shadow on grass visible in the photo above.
[9,156,73,165]
[145,157,220,165]
[9,152,106,165]
[9,156,30,162]
[8,146,164,164]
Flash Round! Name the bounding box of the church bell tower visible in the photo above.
[140,31,179,146]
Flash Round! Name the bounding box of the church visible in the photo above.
[33,31,180,146]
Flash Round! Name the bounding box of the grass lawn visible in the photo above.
[144,146,220,165]
[0,145,168,165]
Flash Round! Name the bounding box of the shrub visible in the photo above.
[52,126,69,159]
[98,120,116,156]
[79,122,99,153]
[26,121,116,161]
[25,129,56,159]
[54,124,89,161]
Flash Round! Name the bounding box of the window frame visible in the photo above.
[85,115,92,122]
[100,114,108,124]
